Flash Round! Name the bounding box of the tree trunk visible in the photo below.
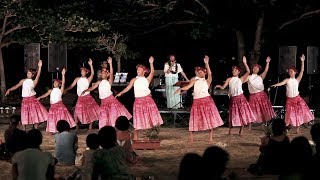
[116,56,121,72]
[0,48,7,102]
[250,12,264,65]
[236,30,246,67]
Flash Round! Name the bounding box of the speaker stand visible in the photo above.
[308,75,313,108]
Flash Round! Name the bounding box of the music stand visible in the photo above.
[172,81,189,109]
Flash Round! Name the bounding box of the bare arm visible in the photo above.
[5,79,24,96]
[33,60,42,87]
[175,79,196,94]
[240,56,250,83]
[260,56,270,80]
[296,54,305,83]
[146,56,155,83]
[37,89,52,100]
[107,57,114,85]
[115,78,135,97]
[215,77,231,90]
[64,77,80,93]
[60,68,66,93]
[87,58,94,83]
[204,55,212,86]
[82,81,101,95]
[271,79,289,87]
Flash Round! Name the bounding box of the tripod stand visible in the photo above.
[171,81,189,109]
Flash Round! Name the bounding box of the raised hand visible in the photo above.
[38,60,42,67]
[266,56,271,63]
[88,58,93,65]
[149,56,154,64]
[204,55,209,64]
[107,56,112,64]
[61,68,66,75]
[300,54,305,62]
[242,56,247,64]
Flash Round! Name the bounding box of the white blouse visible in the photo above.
[248,74,264,94]
[22,79,36,97]
[134,76,151,97]
[286,78,299,97]
[77,77,90,96]
[193,77,210,99]
[50,88,62,104]
[163,63,183,77]
[98,80,113,99]
[229,77,243,97]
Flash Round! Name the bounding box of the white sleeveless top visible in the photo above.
[193,77,210,99]
[99,80,113,99]
[50,88,62,104]
[229,77,243,97]
[22,79,36,97]
[286,78,299,97]
[134,76,151,97]
[248,74,264,94]
[77,77,90,96]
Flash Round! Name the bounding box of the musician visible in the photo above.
[164,55,189,109]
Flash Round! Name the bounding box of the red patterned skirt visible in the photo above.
[99,95,132,129]
[133,95,163,130]
[249,91,275,122]
[189,96,224,131]
[74,94,99,124]
[285,95,314,126]
[47,101,76,133]
[21,96,48,125]
[229,94,256,127]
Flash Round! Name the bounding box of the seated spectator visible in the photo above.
[202,146,230,180]
[304,123,320,180]
[248,118,290,175]
[54,120,78,165]
[178,153,204,180]
[81,133,100,180]
[4,115,28,156]
[115,116,139,164]
[280,136,312,179]
[92,126,131,180]
[11,129,57,180]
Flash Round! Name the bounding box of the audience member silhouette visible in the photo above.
[92,126,131,180]
[11,129,56,180]
[178,153,204,180]
[202,146,230,180]
[305,123,320,180]
[249,118,290,175]
[81,133,100,180]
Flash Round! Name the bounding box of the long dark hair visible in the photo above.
[168,60,178,74]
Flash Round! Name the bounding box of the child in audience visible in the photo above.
[115,116,139,164]
[81,133,100,180]
[54,120,78,165]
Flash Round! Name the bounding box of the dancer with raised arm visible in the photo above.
[5,60,48,131]
[164,55,189,109]
[215,56,256,135]
[37,68,76,133]
[175,55,224,142]
[245,56,275,125]
[271,54,314,133]
[116,56,163,140]
[81,57,132,129]
[64,59,99,132]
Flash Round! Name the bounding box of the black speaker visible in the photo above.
[48,43,67,72]
[278,46,297,74]
[307,46,319,74]
[24,43,40,72]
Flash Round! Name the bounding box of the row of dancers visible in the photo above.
[5,54,315,142]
